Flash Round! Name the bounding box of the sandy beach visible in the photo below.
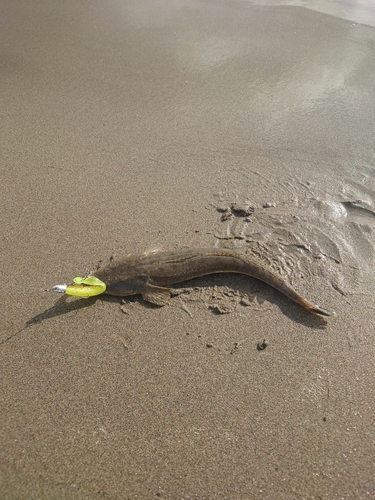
[1,0,375,498]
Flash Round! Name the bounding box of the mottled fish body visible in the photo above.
[92,248,334,316]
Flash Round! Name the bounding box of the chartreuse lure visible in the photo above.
[52,276,106,297]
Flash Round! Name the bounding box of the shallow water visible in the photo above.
[213,158,375,303]
[248,0,375,27]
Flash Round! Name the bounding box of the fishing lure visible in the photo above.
[52,276,106,297]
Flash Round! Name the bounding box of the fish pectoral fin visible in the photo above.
[142,284,172,306]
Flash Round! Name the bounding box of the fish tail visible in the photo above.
[297,296,336,317]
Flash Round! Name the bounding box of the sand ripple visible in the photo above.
[213,171,375,298]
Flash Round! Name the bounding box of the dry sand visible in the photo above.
[1,0,375,498]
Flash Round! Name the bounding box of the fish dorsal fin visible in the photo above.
[144,245,166,255]
[142,284,171,306]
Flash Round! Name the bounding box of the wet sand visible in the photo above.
[1,0,375,498]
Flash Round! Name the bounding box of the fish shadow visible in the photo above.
[25,274,329,329]
[25,292,138,328]
[166,274,330,329]
[0,274,328,346]
[1,295,106,345]
[25,294,98,327]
